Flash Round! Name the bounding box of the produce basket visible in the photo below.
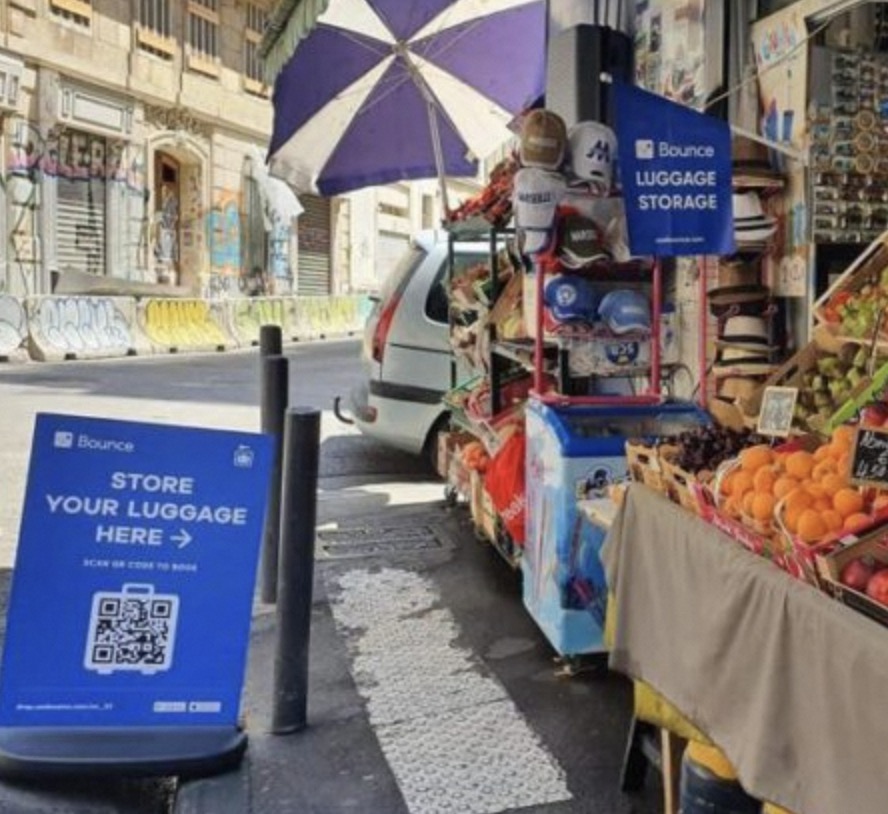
[772,497,842,587]
[815,524,888,628]
[659,454,708,516]
[625,440,670,493]
[701,459,780,558]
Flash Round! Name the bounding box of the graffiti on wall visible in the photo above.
[28,295,135,358]
[208,191,241,276]
[1,124,298,300]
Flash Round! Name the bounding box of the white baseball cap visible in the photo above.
[513,167,566,254]
[567,121,618,196]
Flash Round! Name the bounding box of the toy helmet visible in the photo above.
[597,289,651,335]
[567,121,618,195]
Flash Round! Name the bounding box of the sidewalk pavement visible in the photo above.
[173,490,663,814]
[0,372,663,814]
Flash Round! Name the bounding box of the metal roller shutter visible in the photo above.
[297,194,330,294]
[56,133,107,276]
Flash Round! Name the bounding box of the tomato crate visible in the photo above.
[815,521,888,628]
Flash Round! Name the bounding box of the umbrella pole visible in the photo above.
[426,99,451,218]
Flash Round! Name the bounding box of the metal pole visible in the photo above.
[259,355,288,604]
[260,324,283,357]
[272,407,320,734]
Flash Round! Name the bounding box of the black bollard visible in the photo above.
[271,407,320,734]
[259,324,283,357]
[259,355,289,604]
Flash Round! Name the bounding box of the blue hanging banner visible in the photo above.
[0,414,272,735]
[614,83,735,257]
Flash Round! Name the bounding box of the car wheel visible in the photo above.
[423,414,450,476]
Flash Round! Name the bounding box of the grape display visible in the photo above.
[659,425,768,475]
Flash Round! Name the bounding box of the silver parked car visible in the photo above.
[336,230,488,466]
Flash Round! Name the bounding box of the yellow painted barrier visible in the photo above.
[229,297,288,346]
[140,298,232,353]
[291,295,364,340]
[13,293,371,362]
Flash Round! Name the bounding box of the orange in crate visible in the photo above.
[796,509,827,544]
[739,445,773,471]
[834,487,864,518]
[785,450,815,480]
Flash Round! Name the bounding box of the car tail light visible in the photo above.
[371,294,400,364]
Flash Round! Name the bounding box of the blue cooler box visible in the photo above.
[523,398,708,657]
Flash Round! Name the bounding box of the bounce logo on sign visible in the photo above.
[635,139,654,160]
[615,83,734,257]
[54,431,74,449]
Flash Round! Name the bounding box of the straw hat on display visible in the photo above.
[708,257,771,311]
[715,315,775,352]
[713,345,776,377]
[732,192,777,248]
[731,136,784,191]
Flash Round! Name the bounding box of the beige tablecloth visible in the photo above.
[603,485,888,814]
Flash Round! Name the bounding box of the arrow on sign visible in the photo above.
[171,529,192,549]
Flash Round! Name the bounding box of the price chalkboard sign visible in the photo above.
[757,386,798,438]
[850,426,888,487]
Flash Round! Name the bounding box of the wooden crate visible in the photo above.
[625,441,668,493]
[815,525,888,628]
[470,470,498,541]
[813,228,888,332]
[660,456,706,516]
[437,430,475,480]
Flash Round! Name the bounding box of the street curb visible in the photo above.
[173,754,250,814]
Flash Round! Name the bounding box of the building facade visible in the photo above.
[0,0,314,299]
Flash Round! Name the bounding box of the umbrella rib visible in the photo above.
[412,17,485,61]
[327,24,392,60]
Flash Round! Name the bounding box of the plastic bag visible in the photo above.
[483,431,526,545]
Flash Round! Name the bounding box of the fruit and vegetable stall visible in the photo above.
[437,105,888,814]
[594,234,888,814]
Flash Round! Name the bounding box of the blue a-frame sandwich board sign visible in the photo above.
[0,414,272,776]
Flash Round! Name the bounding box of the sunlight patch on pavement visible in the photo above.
[0,385,355,569]
[329,567,572,814]
[319,481,445,508]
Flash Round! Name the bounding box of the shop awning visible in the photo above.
[260,0,329,84]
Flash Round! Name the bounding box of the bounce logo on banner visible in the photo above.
[614,83,734,257]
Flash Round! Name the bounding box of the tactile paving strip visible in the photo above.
[329,567,571,814]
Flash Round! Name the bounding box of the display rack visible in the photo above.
[530,254,664,406]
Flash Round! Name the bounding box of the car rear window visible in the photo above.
[425,251,487,324]
[380,245,425,304]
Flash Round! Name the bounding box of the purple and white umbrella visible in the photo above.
[265,0,546,200]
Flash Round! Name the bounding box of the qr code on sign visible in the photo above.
[84,584,180,675]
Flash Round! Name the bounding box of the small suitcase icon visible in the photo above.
[84,583,180,675]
